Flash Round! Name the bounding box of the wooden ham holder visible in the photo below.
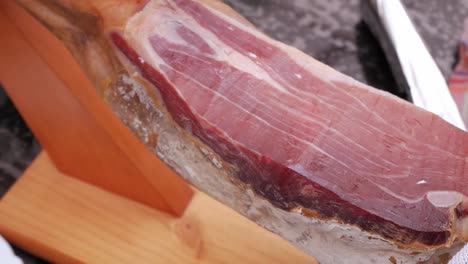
[0,1,315,263]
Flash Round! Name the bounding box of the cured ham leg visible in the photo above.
[16,0,468,263]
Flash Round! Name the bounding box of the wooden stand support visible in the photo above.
[0,0,193,216]
[0,1,316,263]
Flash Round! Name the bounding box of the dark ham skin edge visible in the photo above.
[109,0,468,248]
[110,33,451,247]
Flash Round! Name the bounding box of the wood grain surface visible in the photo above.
[0,153,315,263]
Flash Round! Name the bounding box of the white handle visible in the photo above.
[0,236,23,264]
[374,0,466,131]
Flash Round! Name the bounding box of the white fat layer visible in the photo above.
[427,191,464,208]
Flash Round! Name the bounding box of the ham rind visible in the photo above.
[110,0,468,247]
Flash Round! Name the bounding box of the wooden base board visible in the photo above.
[0,153,315,263]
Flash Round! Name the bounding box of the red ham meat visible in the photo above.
[15,0,468,263]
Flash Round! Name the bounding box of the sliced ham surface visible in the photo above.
[110,0,468,246]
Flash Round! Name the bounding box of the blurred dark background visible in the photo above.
[1,0,468,262]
